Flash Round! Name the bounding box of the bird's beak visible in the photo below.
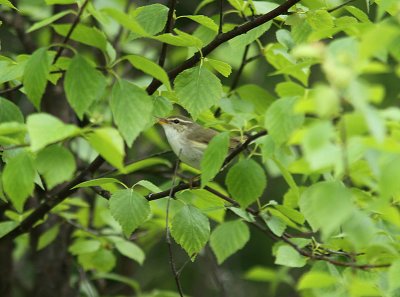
[157,117,168,125]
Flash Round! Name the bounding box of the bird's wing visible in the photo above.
[186,126,218,150]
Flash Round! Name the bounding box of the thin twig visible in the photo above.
[0,84,23,95]
[52,0,91,64]
[158,0,177,68]
[230,44,250,91]
[166,155,185,297]
[218,0,223,34]
[327,0,356,13]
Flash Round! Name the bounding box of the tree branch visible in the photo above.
[165,157,185,297]
[146,0,301,95]
[0,156,104,243]
[52,0,90,64]
[157,0,177,68]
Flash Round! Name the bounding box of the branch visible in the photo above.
[165,157,185,297]
[0,84,23,95]
[157,0,177,68]
[204,187,391,270]
[327,0,356,13]
[146,0,301,94]
[0,156,104,243]
[52,0,90,64]
[218,0,223,34]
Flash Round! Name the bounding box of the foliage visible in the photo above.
[0,0,400,296]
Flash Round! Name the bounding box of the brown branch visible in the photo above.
[218,0,223,34]
[204,187,391,270]
[165,157,185,297]
[0,84,23,95]
[146,0,301,95]
[0,156,105,243]
[157,0,177,68]
[52,0,90,64]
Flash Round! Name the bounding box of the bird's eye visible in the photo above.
[173,119,180,124]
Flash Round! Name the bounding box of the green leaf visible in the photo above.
[27,10,74,33]
[53,24,107,51]
[297,272,336,290]
[170,205,210,258]
[306,10,334,30]
[226,159,267,207]
[263,214,286,237]
[299,181,353,237]
[23,48,50,109]
[87,128,125,170]
[78,249,116,273]
[125,55,171,91]
[179,15,218,32]
[152,30,203,48]
[229,22,272,48]
[109,189,151,236]
[275,244,306,267]
[134,180,162,193]
[73,178,124,189]
[201,132,230,187]
[275,81,305,98]
[0,0,18,10]
[115,239,145,265]
[121,157,171,175]
[37,224,60,250]
[244,266,277,282]
[0,221,18,238]
[210,220,250,264]
[174,66,222,119]
[64,54,106,119]
[69,239,101,255]
[389,260,400,292]
[0,60,26,85]
[35,145,76,189]
[45,0,76,4]
[0,97,23,123]
[265,97,304,144]
[205,58,232,77]
[227,0,244,10]
[236,84,275,114]
[103,8,147,36]
[111,80,153,146]
[131,3,169,36]
[27,113,79,151]
[2,150,36,212]
[345,6,371,23]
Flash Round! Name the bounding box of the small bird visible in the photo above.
[158,115,242,169]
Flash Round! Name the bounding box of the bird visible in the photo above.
[158,115,242,169]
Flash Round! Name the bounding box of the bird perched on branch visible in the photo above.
[158,115,243,169]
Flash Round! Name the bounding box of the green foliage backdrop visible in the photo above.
[0,0,400,296]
